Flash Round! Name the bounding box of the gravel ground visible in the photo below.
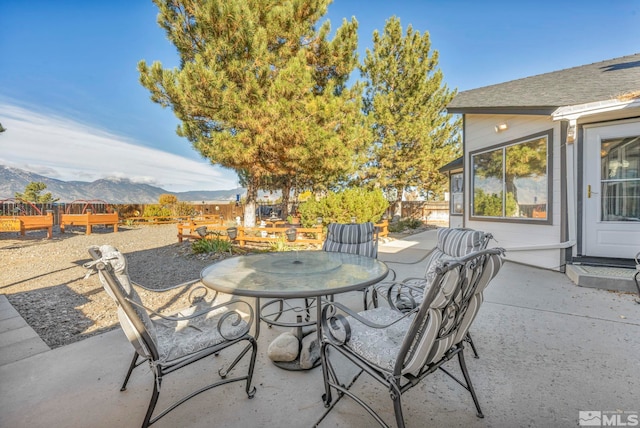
[1,222,431,349]
[0,224,232,348]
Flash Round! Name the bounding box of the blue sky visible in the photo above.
[1,1,638,192]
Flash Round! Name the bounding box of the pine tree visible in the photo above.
[15,182,58,203]
[359,16,460,216]
[138,0,365,226]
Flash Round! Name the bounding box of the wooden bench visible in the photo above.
[0,213,54,239]
[60,212,119,235]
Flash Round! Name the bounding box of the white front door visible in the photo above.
[583,121,640,258]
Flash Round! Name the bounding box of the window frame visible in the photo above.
[469,129,553,225]
[449,172,464,216]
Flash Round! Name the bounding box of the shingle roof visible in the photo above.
[447,53,640,114]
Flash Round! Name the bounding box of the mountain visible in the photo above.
[0,165,245,203]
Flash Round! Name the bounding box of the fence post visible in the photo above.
[177,223,184,242]
[238,227,246,246]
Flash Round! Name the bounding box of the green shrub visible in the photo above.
[269,235,294,252]
[143,204,172,220]
[388,218,424,233]
[298,188,389,227]
[191,238,232,254]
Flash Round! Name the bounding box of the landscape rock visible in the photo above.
[267,332,299,362]
[299,333,320,369]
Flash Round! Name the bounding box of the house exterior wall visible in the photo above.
[450,215,463,228]
[463,114,565,270]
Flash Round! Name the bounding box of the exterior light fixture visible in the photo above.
[494,123,508,133]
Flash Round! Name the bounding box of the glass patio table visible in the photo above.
[200,250,388,370]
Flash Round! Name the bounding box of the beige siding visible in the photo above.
[464,114,564,270]
[449,216,463,228]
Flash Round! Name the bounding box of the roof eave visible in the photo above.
[446,106,558,115]
[438,157,463,173]
[552,98,640,121]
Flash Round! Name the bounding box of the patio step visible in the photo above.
[565,264,639,294]
[0,295,50,366]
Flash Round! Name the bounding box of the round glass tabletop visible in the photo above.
[200,250,388,298]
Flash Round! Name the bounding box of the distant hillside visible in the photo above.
[0,165,245,203]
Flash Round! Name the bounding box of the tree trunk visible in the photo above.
[393,199,403,219]
[281,181,292,219]
[393,188,403,219]
[244,179,258,227]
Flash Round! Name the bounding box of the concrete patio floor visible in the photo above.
[1,230,639,428]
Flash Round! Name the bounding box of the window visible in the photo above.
[471,130,551,222]
[450,172,463,215]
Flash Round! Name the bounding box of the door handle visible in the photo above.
[587,185,598,198]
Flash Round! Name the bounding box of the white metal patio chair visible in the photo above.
[85,245,257,428]
[315,247,505,428]
[381,227,493,357]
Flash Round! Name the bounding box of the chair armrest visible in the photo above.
[126,296,255,340]
[321,300,417,345]
[400,276,428,288]
[126,296,252,322]
[373,280,425,311]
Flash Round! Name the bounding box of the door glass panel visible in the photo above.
[600,136,640,221]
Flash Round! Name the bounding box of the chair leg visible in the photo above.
[458,349,484,418]
[320,341,333,406]
[121,351,140,391]
[391,383,406,428]
[465,332,480,359]
[244,337,258,398]
[142,373,163,428]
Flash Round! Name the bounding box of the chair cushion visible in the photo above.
[322,223,377,258]
[337,251,504,377]
[404,253,503,374]
[437,228,488,257]
[417,228,489,290]
[342,307,414,372]
[153,303,249,363]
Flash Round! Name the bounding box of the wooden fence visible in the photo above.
[400,201,449,226]
[177,220,389,248]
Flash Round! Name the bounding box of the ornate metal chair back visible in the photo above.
[398,248,503,375]
[88,245,159,362]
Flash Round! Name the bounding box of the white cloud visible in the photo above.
[0,103,239,192]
